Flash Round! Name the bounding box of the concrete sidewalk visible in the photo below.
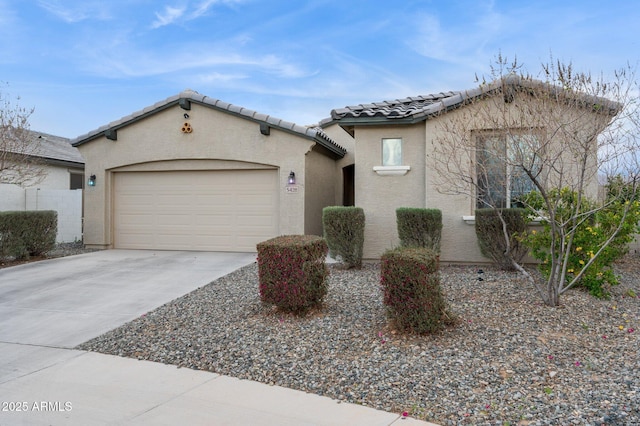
[0,250,439,426]
[0,346,433,425]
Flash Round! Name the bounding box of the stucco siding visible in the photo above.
[355,125,426,258]
[304,148,337,236]
[424,115,488,263]
[425,180,487,263]
[423,96,602,263]
[36,165,73,189]
[321,122,355,205]
[78,103,315,250]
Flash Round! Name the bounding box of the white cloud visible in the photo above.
[151,5,187,28]
[151,0,245,28]
[76,34,311,82]
[409,11,501,70]
[195,71,248,84]
[37,0,112,23]
[191,0,245,18]
[191,0,222,19]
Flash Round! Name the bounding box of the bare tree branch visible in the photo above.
[0,83,45,187]
[430,55,640,306]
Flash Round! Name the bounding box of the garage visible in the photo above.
[73,90,346,251]
[113,169,278,251]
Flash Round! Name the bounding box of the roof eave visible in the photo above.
[41,158,85,169]
[188,98,345,158]
[71,92,346,159]
[331,116,427,127]
[71,100,180,147]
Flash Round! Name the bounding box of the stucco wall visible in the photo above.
[423,95,603,264]
[321,122,356,206]
[355,124,426,258]
[424,110,488,263]
[0,163,82,200]
[77,102,318,249]
[304,148,338,236]
[35,165,80,189]
[352,94,604,263]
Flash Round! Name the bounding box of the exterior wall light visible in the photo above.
[288,171,296,185]
[88,174,96,187]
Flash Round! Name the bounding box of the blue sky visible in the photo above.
[2,0,639,138]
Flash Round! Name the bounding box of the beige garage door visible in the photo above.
[114,169,278,251]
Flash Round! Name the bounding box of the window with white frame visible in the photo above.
[382,138,402,166]
[476,132,541,209]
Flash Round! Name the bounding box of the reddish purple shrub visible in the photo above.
[257,235,328,314]
[380,247,452,334]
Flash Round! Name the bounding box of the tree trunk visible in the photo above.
[546,279,560,307]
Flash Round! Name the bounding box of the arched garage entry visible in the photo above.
[113,168,278,251]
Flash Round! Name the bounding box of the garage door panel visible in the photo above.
[157,214,192,226]
[196,216,233,226]
[158,195,192,206]
[119,194,154,208]
[118,213,150,226]
[237,195,274,206]
[114,170,278,251]
[236,214,274,226]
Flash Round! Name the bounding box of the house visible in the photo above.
[73,79,609,262]
[72,90,350,252]
[321,76,610,262]
[0,130,85,242]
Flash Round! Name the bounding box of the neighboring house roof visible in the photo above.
[322,75,620,127]
[1,128,84,168]
[71,90,346,159]
[30,130,85,167]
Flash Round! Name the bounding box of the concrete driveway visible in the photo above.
[0,250,257,349]
[0,250,435,426]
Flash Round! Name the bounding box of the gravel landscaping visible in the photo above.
[77,254,640,425]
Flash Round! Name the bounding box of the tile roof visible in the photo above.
[72,90,346,158]
[329,91,463,122]
[324,75,620,126]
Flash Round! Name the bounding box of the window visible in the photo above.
[382,138,402,166]
[476,132,540,208]
[70,172,84,190]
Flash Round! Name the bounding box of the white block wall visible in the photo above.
[23,189,83,243]
[0,184,26,210]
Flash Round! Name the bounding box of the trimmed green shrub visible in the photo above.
[396,208,442,252]
[0,211,57,259]
[475,208,528,270]
[257,235,329,314]
[380,247,452,334]
[322,206,365,268]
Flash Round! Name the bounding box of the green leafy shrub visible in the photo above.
[257,235,329,314]
[380,247,452,334]
[0,211,57,259]
[475,208,528,270]
[521,188,640,298]
[322,206,365,268]
[396,208,442,252]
